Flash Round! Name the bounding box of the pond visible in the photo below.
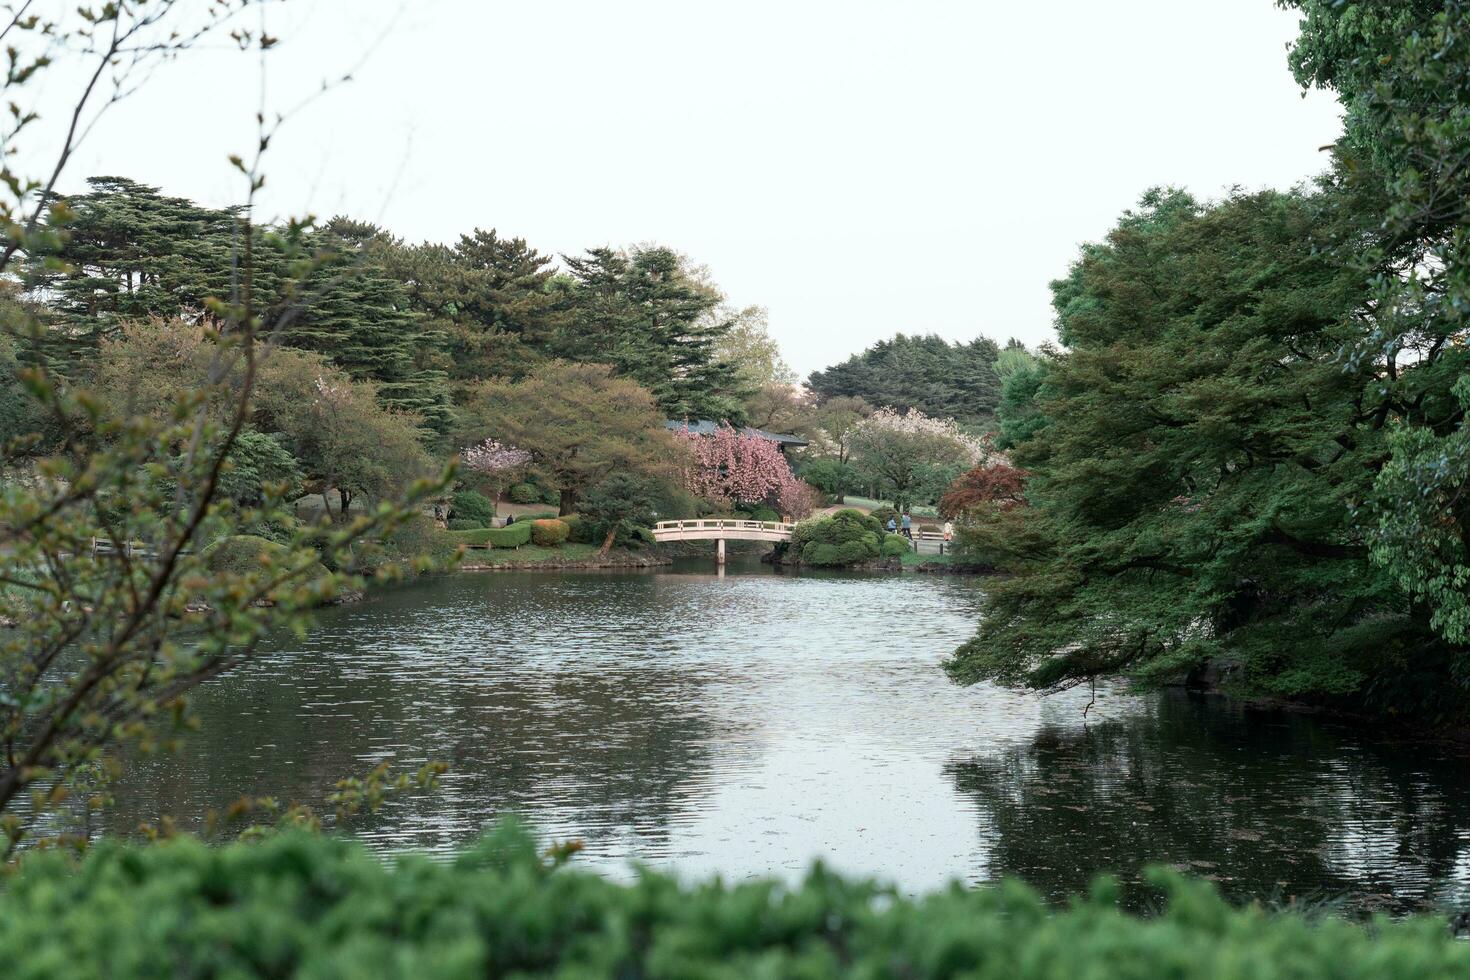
[104,559,1470,913]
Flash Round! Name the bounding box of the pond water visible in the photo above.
[104,559,1470,913]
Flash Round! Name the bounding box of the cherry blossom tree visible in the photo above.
[462,438,532,477]
[850,407,987,509]
[676,424,817,519]
[459,437,532,510]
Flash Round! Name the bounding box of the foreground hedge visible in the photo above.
[3,825,1467,979]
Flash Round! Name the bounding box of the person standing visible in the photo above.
[943,520,954,543]
[900,511,912,539]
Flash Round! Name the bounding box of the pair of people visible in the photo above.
[885,512,915,539]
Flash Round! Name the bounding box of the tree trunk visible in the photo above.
[559,487,577,516]
[599,527,617,555]
[338,488,353,523]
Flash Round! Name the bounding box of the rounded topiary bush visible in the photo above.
[561,514,595,544]
[791,509,882,566]
[508,483,541,505]
[446,518,483,532]
[530,518,570,547]
[203,534,331,598]
[869,505,899,529]
[450,490,495,528]
[881,533,911,557]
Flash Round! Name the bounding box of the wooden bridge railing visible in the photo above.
[651,519,795,536]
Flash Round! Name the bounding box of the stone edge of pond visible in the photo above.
[458,553,673,572]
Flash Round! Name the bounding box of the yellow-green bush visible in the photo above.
[530,518,570,546]
[1,825,1466,979]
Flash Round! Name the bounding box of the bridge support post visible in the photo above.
[716,538,726,566]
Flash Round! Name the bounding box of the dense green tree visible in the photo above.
[944,186,1470,716]
[372,239,543,389]
[461,360,676,515]
[807,333,1002,428]
[453,228,570,349]
[94,320,434,523]
[582,472,661,553]
[992,343,1051,451]
[558,246,746,422]
[1282,0,1470,653]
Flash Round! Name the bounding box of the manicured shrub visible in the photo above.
[881,533,912,557]
[485,522,533,548]
[449,522,532,549]
[791,509,882,566]
[450,490,495,528]
[205,534,329,581]
[561,514,595,544]
[530,518,570,547]
[2,824,1467,979]
[446,518,483,532]
[203,535,331,600]
[507,482,541,505]
[869,505,899,529]
[743,504,781,523]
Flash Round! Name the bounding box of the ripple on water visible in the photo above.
[85,560,1470,912]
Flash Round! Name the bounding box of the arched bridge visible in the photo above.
[652,519,793,563]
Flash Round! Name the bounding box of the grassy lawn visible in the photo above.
[459,542,602,565]
[900,549,953,567]
[839,496,940,518]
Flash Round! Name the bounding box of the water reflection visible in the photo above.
[947,692,1470,913]
[89,560,1470,909]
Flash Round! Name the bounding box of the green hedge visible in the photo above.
[202,535,330,596]
[1,825,1466,979]
[448,521,532,549]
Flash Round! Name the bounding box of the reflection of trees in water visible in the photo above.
[947,692,1470,914]
[101,575,741,854]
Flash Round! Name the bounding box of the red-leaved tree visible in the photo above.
[938,462,1029,519]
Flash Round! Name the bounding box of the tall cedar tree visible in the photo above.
[281,218,453,436]
[807,333,1002,428]
[28,177,244,362]
[558,246,747,422]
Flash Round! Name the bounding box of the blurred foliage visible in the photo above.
[3,821,1469,978]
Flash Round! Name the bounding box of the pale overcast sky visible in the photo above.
[55,0,1344,378]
